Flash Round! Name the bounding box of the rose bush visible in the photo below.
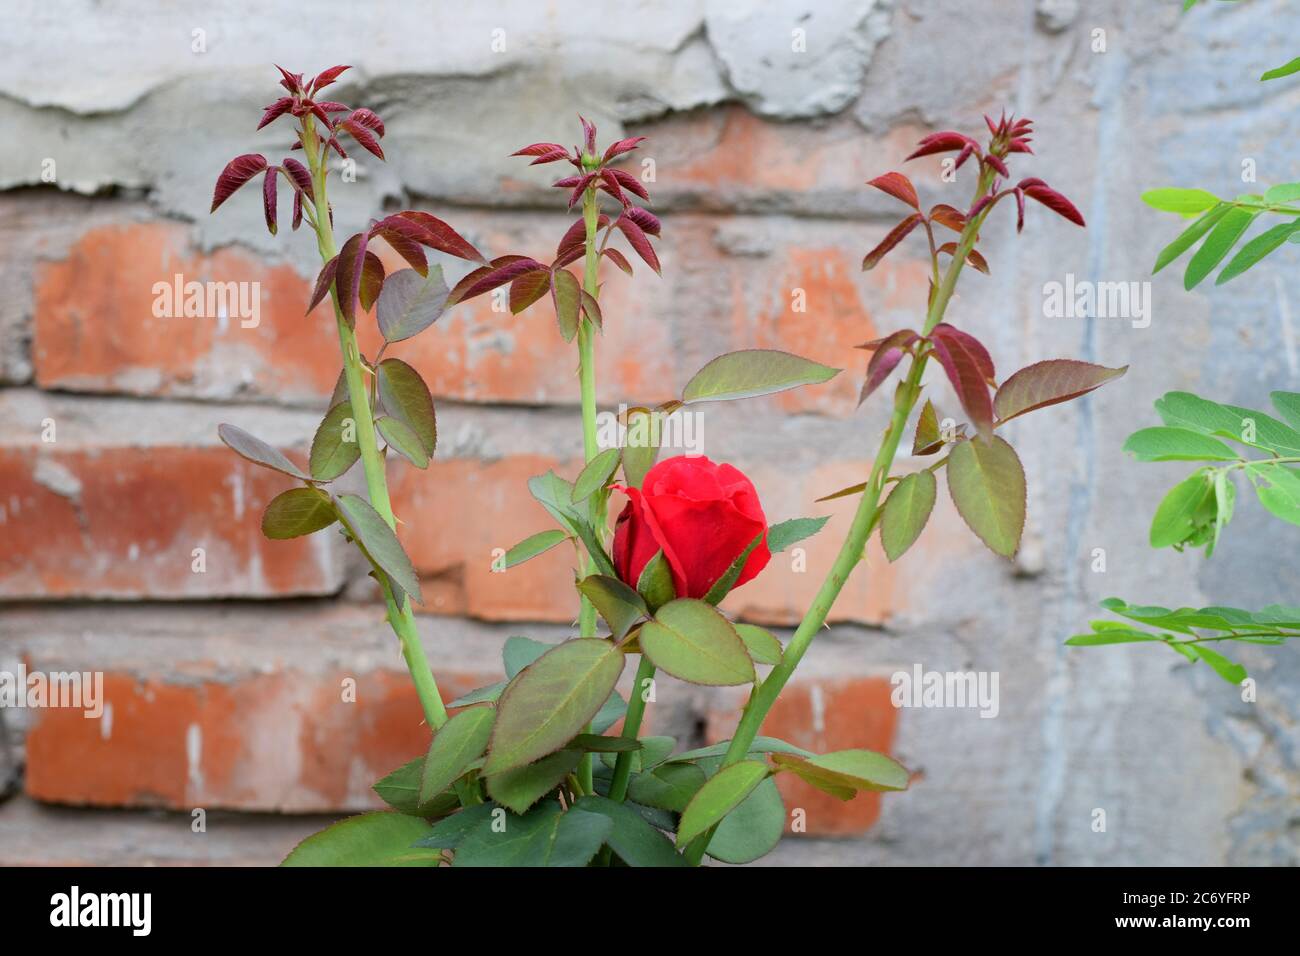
[612,455,771,600]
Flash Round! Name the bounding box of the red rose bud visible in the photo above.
[612,455,771,600]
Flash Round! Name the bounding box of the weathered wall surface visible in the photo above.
[0,0,1296,865]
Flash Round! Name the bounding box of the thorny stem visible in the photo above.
[301,118,450,737]
[682,167,997,866]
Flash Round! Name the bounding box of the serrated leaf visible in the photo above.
[486,749,582,814]
[336,493,423,603]
[667,736,813,765]
[766,516,830,553]
[281,812,438,867]
[445,681,507,709]
[573,795,687,867]
[376,358,437,458]
[929,328,994,438]
[503,636,555,679]
[372,757,458,818]
[501,529,570,570]
[994,360,1127,423]
[572,447,621,503]
[452,802,611,868]
[261,487,337,539]
[705,772,785,864]
[550,268,582,342]
[621,407,661,489]
[701,531,764,606]
[635,550,676,612]
[913,398,942,454]
[218,423,308,479]
[639,599,755,686]
[771,749,910,794]
[575,574,647,640]
[675,760,769,847]
[946,436,1026,558]
[485,638,626,774]
[419,704,495,805]
[411,802,495,850]
[1123,427,1239,462]
[880,471,936,561]
[682,350,839,404]
[376,266,449,342]
[628,761,706,812]
[309,401,362,480]
[733,623,782,665]
[376,415,429,469]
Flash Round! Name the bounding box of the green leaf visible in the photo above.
[569,734,641,753]
[500,529,569,570]
[621,408,661,489]
[411,802,496,849]
[1272,391,1300,431]
[452,802,611,868]
[445,681,507,708]
[1188,644,1247,684]
[1149,472,1217,549]
[485,638,626,774]
[1262,56,1300,81]
[550,268,582,343]
[376,266,449,342]
[682,349,839,404]
[372,757,458,817]
[1153,204,1229,274]
[573,796,687,867]
[1141,187,1221,216]
[913,398,943,455]
[336,493,423,603]
[575,575,647,640]
[701,531,764,605]
[993,359,1127,424]
[419,704,495,804]
[1248,462,1300,527]
[591,690,627,735]
[485,749,582,814]
[218,423,309,480]
[1217,219,1300,284]
[309,402,362,481]
[635,550,676,612]
[628,761,706,812]
[281,812,439,867]
[1184,206,1256,289]
[733,623,782,665]
[1155,391,1300,457]
[261,487,337,540]
[668,736,813,764]
[639,599,756,686]
[675,760,769,847]
[1065,628,1167,646]
[766,515,831,553]
[527,470,583,535]
[1122,427,1239,462]
[705,773,785,864]
[599,735,675,773]
[771,749,910,794]
[880,471,937,561]
[572,447,621,503]
[946,436,1026,558]
[502,636,555,679]
[376,358,437,457]
[376,415,429,468]
[1211,468,1235,556]
[1264,183,1300,205]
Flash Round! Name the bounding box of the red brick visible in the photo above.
[23,665,495,812]
[0,446,340,599]
[706,676,900,836]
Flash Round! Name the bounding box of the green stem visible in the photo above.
[607,656,656,803]
[302,119,449,735]
[681,169,995,866]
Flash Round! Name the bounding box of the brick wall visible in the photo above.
[1,0,1297,865]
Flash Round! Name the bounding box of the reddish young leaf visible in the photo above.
[311,64,351,93]
[292,191,303,231]
[624,206,661,237]
[929,204,966,233]
[862,214,923,271]
[512,142,568,158]
[510,269,551,314]
[528,148,570,166]
[345,107,385,138]
[937,242,990,275]
[280,157,314,200]
[275,65,304,94]
[932,323,995,382]
[912,399,943,456]
[554,214,609,265]
[580,289,602,329]
[562,172,597,208]
[211,154,268,212]
[339,119,384,160]
[1021,182,1085,227]
[859,329,919,405]
[334,232,370,326]
[580,116,597,154]
[261,168,278,235]
[550,268,582,342]
[984,154,1010,178]
[315,101,350,113]
[448,255,545,304]
[307,256,339,314]
[371,224,428,277]
[905,132,978,162]
[393,211,487,265]
[605,167,650,200]
[867,172,920,210]
[929,330,995,437]
[257,98,293,130]
[602,247,633,276]
[994,359,1128,424]
[615,214,661,274]
[359,251,385,312]
[598,169,629,207]
[603,136,647,161]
